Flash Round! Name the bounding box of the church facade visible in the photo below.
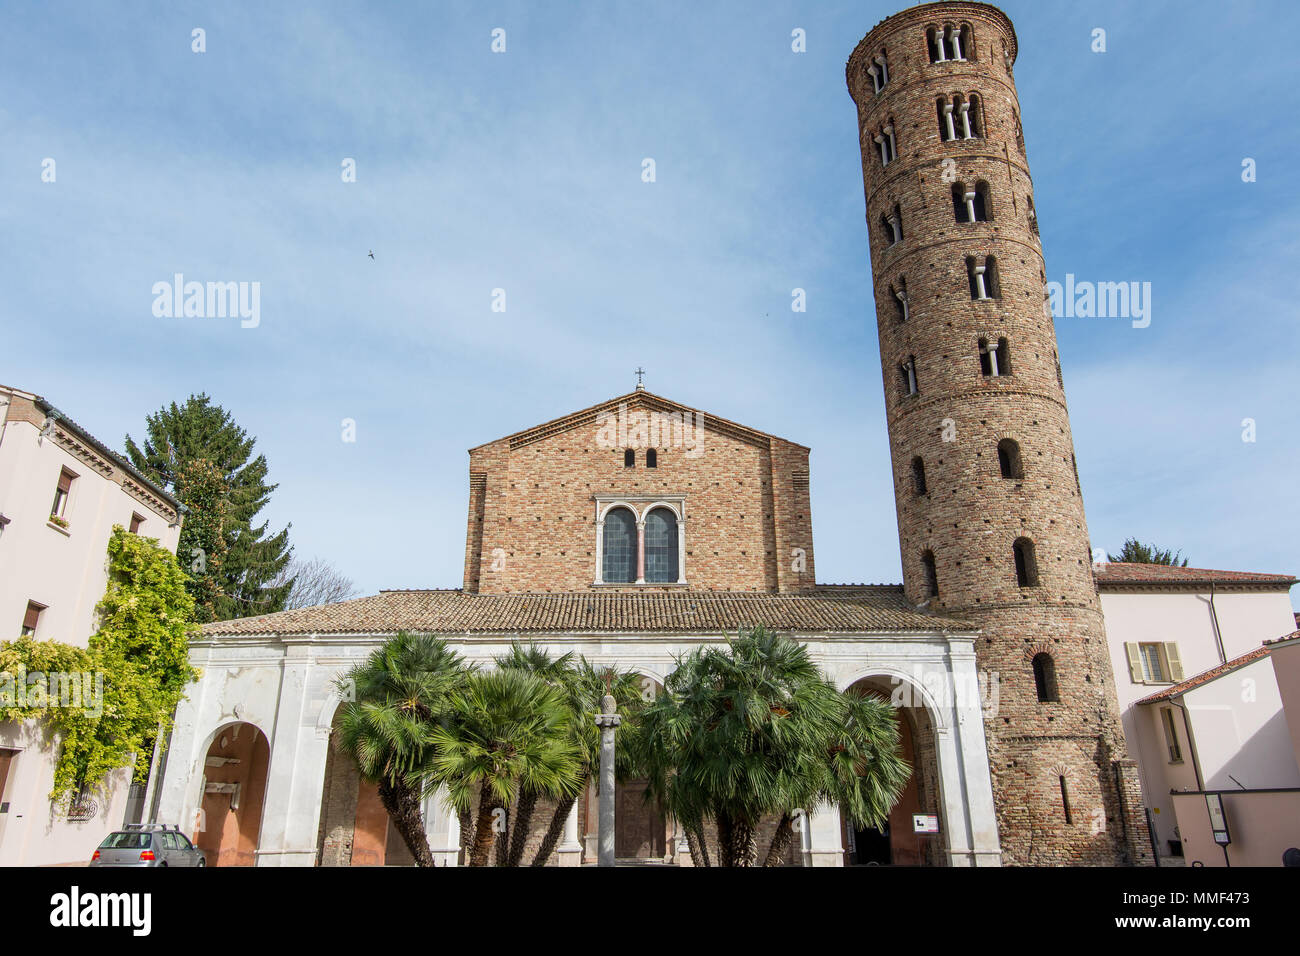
[151,1,1153,867]
[152,388,1003,866]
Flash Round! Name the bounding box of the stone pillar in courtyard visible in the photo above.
[595,690,621,867]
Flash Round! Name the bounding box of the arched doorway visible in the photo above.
[842,676,946,867]
[315,707,417,866]
[196,722,269,867]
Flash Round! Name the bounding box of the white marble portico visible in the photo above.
[155,625,1003,867]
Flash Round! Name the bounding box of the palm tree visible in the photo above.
[762,688,910,866]
[640,626,909,867]
[493,642,576,866]
[333,632,470,867]
[429,668,581,867]
[529,658,645,867]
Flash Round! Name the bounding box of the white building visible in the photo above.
[1096,563,1299,865]
[0,384,183,866]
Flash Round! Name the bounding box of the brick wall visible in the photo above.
[463,394,815,594]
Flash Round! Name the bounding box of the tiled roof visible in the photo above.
[1136,646,1274,705]
[198,586,977,637]
[1264,630,1300,648]
[1094,563,1296,589]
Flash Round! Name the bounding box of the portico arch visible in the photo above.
[841,673,948,866]
[193,721,271,866]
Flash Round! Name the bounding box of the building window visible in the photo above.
[623,449,635,468]
[978,336,1010,377]
[899,356,918,396]
[967,255,1000,300]
[1033,653,1059,703]
[646,448,658,468]
[1027,195,1040,236]
[953,181,990,222]
[892,278,909,321]
[1058,775,1073,824]
[51,468,75,520]
[927,23,973,63]
[881,204,903,246]
[921,550,939,598]
[129,513,145,534]
[601,507,637,584]
[997,438,1023,479]
[1161,708,1183,763]
[873,123,898,166]
[1125,642,1184,684]
[644,508,679,583]
[21,601,45,637]
[1013,537,1039,587]
[867,52,889,93]
[911,456,927,495]
[961,93,982,138]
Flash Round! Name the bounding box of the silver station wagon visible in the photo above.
[90,824,207,867]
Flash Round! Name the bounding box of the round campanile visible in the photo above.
[847,2,1152,865]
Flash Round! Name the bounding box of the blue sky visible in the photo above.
[2,1,1297,608]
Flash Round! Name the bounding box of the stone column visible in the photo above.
[635,518,646,584]
[557,798,584,867]
[594,693,622,867]
[802,802,845,867]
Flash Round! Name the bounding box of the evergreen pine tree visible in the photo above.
[125,394,293,621]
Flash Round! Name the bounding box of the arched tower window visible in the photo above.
[921,549,939,598]
[881,204,903,246]
[927,24,970,63]
[646,448,658,468]
[937,96,956,142]
[602,507,637,584]
[911,456,927,495]
[1013,537,1039,587]
[899,355,918,396]
[1027,195,1040,236]
[967,256,1000,300]
[892,277,909,321]
[867,51,890,93]
[643,508,679,583]
[623,449,635,468]
[873,122,897,166]
[979,336,1010,376]
[1033,653,1059,702]
[962,93,983,138]
[953,181,990,222]
[997,439,1023,479]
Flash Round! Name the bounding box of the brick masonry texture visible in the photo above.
[847,1,1152,864]
[463,391,817,595]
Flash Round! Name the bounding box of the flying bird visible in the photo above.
[367,250,375,259]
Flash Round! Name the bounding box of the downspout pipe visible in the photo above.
[1208,581,1227,665]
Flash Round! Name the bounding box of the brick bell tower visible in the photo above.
[846,2,1152,865]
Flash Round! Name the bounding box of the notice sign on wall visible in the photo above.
[913,814,940,834]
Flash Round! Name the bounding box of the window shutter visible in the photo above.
[1163,643,1184,682]
[57,470,73,493]
[1125,643,1143,682]
[23,603,41,632]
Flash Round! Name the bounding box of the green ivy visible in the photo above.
[0,527,200,799]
